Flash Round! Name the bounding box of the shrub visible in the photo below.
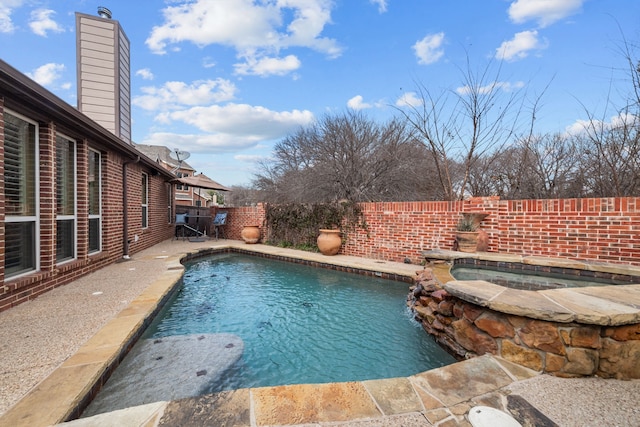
[265,201,367,250]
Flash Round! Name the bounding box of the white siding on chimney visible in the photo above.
[76,12,131,144]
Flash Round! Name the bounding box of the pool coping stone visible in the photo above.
[424,249,640,325]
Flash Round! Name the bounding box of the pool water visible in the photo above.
[144,253,455,392]
[451,265,614,291]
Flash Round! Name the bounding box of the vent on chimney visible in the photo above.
[97,6,112,19]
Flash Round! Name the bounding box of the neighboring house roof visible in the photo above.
[134,144,196,173]
[170,173,231,192]
[0,59,174,180]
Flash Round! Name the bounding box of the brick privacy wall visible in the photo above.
[495,198,640,264]
[343,200,468,263]
[344,196,640,266]
[0,110,174,311]
[215,204,266,242]
[225,196,640,267]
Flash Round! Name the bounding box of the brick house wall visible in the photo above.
[0,63,175,311]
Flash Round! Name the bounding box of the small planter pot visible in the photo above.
[241,225,261,244]
[455,231,479,253]
[317,229,342,256]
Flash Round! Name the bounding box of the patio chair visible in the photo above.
[212,211,227,240]
[175,213,189,240]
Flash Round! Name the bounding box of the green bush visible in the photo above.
[265,201,367,250]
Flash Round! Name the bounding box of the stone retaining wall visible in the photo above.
[409,269,640,380]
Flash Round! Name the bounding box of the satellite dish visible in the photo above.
[169,149,191,162]
[169,149,191,174]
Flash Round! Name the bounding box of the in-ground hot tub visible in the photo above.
[449,258,640,291]
[423,249,640,289]
[414,249,640,379]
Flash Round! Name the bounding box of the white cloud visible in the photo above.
[234,54,301,77]
[145,0,342,71]
[565,113,639,136]
[141,104,314,153]
[136,68,154,80]
[26,63,65,86]
[141,132,261,153]
[413,32,445,65]
[395,92,423,108]
[370,0,388,13]
[495,30,547,62]
[29,8,64,36]
[165,103,314,138]
[203,57,216,68]
[133,79,237,111]
[0,0,23,33]
[234,154,265,163]
[564,119,590,136]
[456,81,525,96]
[508,0,584,28]
[347,95,372,110]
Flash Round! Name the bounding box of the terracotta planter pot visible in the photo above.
[462,212,489,228]
[317,229,342,255]
[241,225,261,244]
[455,231,479,253]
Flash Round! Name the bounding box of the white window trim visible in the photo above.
[142,172,149,229]
[88,148,102,254]
[176,171,190,191]
[4,109,40,278]
[167,183,173,224]
[56,132,77,265]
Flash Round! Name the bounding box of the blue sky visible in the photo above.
[1,0,638,186]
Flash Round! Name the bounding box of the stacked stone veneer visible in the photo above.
[409,268,640,379]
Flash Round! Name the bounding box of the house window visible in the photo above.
[176,172,189,191]
[3,110,38,278]
[166,183,173,223]
[142,173,149,228]
[56,134,77,263]
[88,149,102,253]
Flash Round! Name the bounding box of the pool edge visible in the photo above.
[0,242,423,427]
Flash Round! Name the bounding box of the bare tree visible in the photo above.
[225,185,263,206]
[253,111,440,202]
[397,58,531,200]
[577,113,640,196]
[574,31,640,197]
[472,133,585,199]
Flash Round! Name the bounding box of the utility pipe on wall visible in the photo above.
[122,155,140,259]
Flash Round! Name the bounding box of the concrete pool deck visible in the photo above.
[0,239,638,426]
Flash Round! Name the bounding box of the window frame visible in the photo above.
[88,149,102,254]
[167,182,173,224]
[3,109,40,279]
[176,171,189,191]
[55,133,77,264]
[141,172,149,229]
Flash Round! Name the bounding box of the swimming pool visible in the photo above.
[84,252,455,415]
